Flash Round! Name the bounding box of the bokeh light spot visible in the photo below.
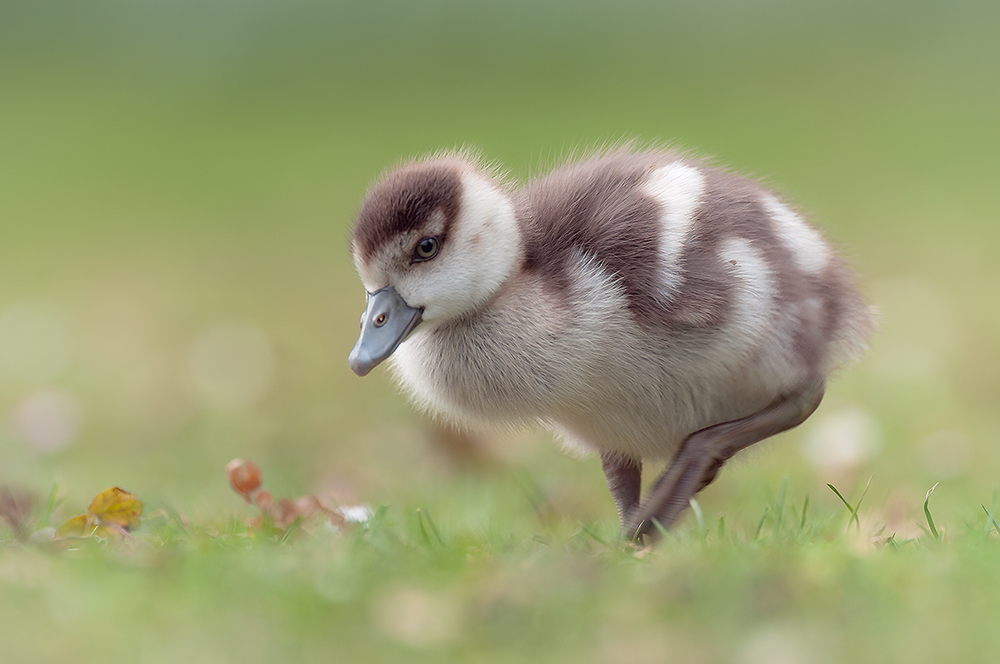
[803,406,882,474]
[11,389,84,453]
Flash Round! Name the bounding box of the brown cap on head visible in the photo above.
[352,160,465,263]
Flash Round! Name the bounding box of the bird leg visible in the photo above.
[600,452,642,528]
[624,378,826,542]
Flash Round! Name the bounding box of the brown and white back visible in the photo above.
[348,146,875,541]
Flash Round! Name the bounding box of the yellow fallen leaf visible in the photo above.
[55,514,93,538]
[56,487,143,540]
[87,487,142,531]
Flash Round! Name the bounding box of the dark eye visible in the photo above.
[412,237,440,262]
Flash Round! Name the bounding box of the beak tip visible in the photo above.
[348,347,376,377]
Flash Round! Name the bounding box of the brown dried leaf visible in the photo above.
[254,489,273,510]
[326,507,350,532]
[272,498,299,529]
[293,495,321,517]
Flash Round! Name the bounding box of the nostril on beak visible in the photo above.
[374,313,387,327]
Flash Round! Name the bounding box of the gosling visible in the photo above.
[348,146,875,541]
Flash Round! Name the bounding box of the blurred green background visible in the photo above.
[2,0,999,560]
[4,2,1000,663]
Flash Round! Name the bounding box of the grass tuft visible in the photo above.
[827,475,873,532]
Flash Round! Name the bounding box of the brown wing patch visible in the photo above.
[664,170,778,329]
[519,150,679,325]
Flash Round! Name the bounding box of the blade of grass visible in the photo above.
[827,483,856,526]
[650,518,671,542]
[279,518,302,544]
[754,506,771,540]
[988,487,999,536]
[774,477,788,533]
[416,509,434,548]
[924,483,940,541]
[717,515,726,541]
[689,497,705,540]
[512,469,551,523]
[799,495,810,530]
[421,508,446,546]
[827,475,872,531]
[854,475,874,521]
[579,522,608,546]
[39,483,60,528]
[983,504,1000,536]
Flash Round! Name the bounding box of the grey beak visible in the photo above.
[348,286,423,376]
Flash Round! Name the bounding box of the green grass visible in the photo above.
[2,0,1000,661]
[5,479,1000,664]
